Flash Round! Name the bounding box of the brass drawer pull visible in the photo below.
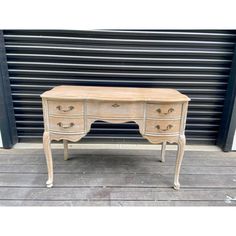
[56,105,74,112]
[156,108,174,115]
[112,103,120,108]
[57,122,74,129]
[155,124,173,131]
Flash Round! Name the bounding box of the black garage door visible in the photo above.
[3,30,236,144]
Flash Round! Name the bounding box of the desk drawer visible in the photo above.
[146,103,182,119]
[145,119,181,134]
[48,100,84,116]
[49,117,85,133]
[87,101,143,118]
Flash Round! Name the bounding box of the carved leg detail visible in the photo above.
[174,135,186,190]
[63,140,69,161]
[161,142,166,162]
[43,132,53,188]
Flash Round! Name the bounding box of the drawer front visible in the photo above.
[145,119,181,134]
[48,100,84,116]
[49,117,85,133]
[87,101,143,118]
[146,103,182,119]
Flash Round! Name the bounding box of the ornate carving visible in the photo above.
[41,86,190,190]
[50,133,86,142]
[143,135,179,144]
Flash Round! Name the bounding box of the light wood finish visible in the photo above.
[63,140,69,161]
[174,135,186,190]
[41,86,190,189]
[146,103,182,119]
[161,142,167,162]
[48,116,85,133]
[48,100,84,116]
[87,101,144,118]
[41,85,190,102]
[145,119,181,135]
[43,132,53,188]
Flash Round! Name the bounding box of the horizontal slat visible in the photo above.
[5,44,234,53]
[4,30,235,144]
[4,34,235,45]
[6,53,232,64]
[9,78,228,86]
[8,61,230,71]
[4,29,236,37]
[8,70,229,77]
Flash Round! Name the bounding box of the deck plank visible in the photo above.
[0,173,235,188]
[0,200,233,206]
[0,187,235,201]
[0,164,235,175]
[0,152,235,167]
[0,148,235,206]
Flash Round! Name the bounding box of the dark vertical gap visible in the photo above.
[217,44,236,151]
[0,30,18,148]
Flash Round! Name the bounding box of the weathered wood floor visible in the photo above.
[0,148,235,206]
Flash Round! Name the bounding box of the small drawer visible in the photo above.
[146,103,182,119]
[87,101,143,118]
[49,117,85,133]
[48,100,84,116]
[145,119,181,134]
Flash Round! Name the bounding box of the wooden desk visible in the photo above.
[41,86,190,190]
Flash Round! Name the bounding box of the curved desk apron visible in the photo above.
[41,86,190,190]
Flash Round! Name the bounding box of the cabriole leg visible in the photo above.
[43,131,53,188]
[161,141,166,162]
[173,135,186,190]
[63,140,69,161]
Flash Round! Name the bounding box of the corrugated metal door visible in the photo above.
[3,30,236,144]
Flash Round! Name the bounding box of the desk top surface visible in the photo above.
[41,86,190,102]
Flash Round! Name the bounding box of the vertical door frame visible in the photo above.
[217,44,236,151]
[0,30,18,148]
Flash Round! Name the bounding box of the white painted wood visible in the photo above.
[232,129,236,150]
[0,130,3,148]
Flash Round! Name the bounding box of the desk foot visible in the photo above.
[46,181,53,188]
[46,180,53,188]
[173,183,180,190]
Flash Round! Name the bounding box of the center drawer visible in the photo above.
[87,101,144,118]
[49,117,85,133]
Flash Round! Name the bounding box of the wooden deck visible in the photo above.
[0,148,235,206]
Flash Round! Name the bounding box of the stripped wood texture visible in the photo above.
[0,149,235,206]
[41,86,190,102]
[41,85,190,189]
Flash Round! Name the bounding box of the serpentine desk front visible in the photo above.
[41,86,190,189]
